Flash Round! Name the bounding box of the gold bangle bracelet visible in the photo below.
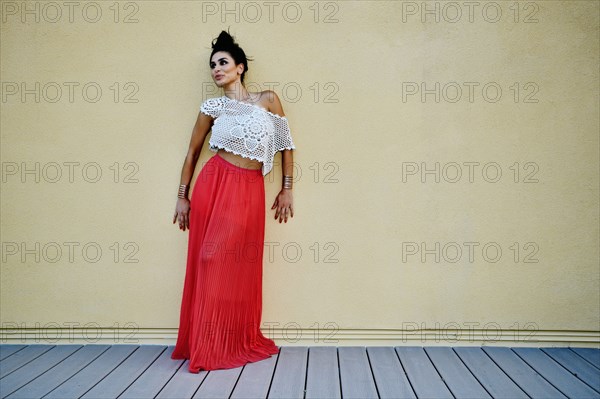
[178,184,189,199]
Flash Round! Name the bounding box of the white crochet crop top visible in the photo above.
[200,95,296,176]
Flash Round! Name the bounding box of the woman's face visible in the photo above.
[210,51,243,87]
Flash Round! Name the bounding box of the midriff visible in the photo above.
[216,149,262,170]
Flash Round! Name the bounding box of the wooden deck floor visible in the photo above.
[0,345,598,398]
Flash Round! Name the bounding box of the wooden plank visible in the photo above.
[3,343,594,399]
[192,366,243,398]
[44,345,138,398]
[542,348,600,392]
[367,346,415,399]
[0,345,81,398]
[155,360,208,398]
[425,347,491,398]
[454,347,528,398]
[6,345,109,399]
[0,346,26,362]
[119,346,183,398]
[268,346,307,399]
[395,346,452,399]
[0,345,54,379]
[81,345,166,399]
[231,351,278,399]
[482,346,566,398]
[338,346,378,399]
[571,348,600,369]
[305,346,341,399]
[513,347,600,398]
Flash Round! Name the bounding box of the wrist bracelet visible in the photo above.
[178,184,189,199]
[283,175,293,189]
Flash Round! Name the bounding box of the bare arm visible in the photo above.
[266,90,295,223]
[179,111,214,188]
[173,110,214,231]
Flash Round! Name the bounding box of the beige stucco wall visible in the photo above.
[1,0,598,346]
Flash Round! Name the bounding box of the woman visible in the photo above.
[170,30,296,373]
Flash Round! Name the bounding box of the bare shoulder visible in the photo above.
[259,90,285,117]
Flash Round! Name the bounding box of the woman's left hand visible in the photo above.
[271,189,293,223]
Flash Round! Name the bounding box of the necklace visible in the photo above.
[225,91,252,103]
[239,92,253,103]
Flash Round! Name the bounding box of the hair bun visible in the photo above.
[212,30,236,49]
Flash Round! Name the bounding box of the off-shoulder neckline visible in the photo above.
[221,96,288,120]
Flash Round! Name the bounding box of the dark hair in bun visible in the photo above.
[210,29,253,85]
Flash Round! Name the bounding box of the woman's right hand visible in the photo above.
[173,198,191,231]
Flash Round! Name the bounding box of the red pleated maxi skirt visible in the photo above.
[171,152,280,372]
